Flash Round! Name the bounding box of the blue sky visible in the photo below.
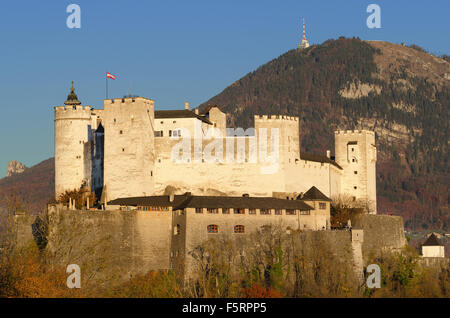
[0,0,449,176]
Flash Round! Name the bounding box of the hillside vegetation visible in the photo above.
[199,37,449,231]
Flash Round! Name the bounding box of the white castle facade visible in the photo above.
[54,84,377,213]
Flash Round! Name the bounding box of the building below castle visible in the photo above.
[54,83,377,214]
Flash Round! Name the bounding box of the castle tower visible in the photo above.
[297,16,310,49]
[103,97,156,201]
[334,130,377,214]
[54,82,93,199]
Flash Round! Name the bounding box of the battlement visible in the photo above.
[334,129,375,136]
[54,105,93,120]
[104,96,154,106]
[254,114,298,121]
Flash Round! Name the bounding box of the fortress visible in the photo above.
[54,83,377,214]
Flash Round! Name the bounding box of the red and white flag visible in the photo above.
[106,72,116,80]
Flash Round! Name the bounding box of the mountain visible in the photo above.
[198,37,449,231]
[0,158,54,215]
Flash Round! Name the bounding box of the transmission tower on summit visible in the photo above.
[297,16,310,49]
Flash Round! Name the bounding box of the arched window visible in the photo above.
[207,224,218,233]
[234,225,245,233]
[174,224,180,235]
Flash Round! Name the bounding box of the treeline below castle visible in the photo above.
[1,226,449,298]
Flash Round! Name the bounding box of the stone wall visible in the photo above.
[45,205,172,284]
[352,214,407,264]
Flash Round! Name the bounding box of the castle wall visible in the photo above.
[352,214,406,264]
[54,105,93,198]
[46,205,172,284]
[103,97,155,201]
[334,130,377,213]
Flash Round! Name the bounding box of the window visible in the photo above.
[300,210,310,215]
[286,209,296,215]
[354,186,357,190]
[160,121,164,124]
[154,131,163,137]
[150,171,153,177]
[354,171,358,174]
[319,202,326,210]
[207,224,218,233]
[169,130,172,137]
[174,224,180,235]
[234,208,245,214]
[260,208,271,215]
[275,209,282,215]
[122,148,125,152]
[120,130,123,134]
[173,120,176,123]
[222,208,230,214]
[195,208,203,213]
[249,208,256,215]
[207,208,218,214]
[234,225,245,233]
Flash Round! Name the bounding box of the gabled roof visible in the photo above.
[108,194,314,211]
[154,110,212,125]
[422,233,443,246]
[300,153,342,170]
[173,196,313,211]
[108,194,189,207]
[199,105,223,115]
[300,186,332,202]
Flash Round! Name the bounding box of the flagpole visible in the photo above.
[106,72,108,99]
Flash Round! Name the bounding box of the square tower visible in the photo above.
[334,130,377,214]
[103,97,155,201]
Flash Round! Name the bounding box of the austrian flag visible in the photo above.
[106,72,116,80]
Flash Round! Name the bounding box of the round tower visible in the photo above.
[54,82,92,199]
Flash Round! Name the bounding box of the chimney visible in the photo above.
[184,102,189,110]
[169,193,175,202]
[326,150,331,159]
[194,108,199,115]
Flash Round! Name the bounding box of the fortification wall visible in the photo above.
[154,136,286,196]
[352,214,407,264]
[46,205,172,284]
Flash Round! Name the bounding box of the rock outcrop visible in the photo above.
[6,160,27,177]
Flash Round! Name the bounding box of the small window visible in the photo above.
[222,208,230,214]
[207,224,218,233]
[173,120,176,123]
[120,130,123,134]
[234,208,245,215]
[195,208,203,213]
[319,202,326,210]
[207,208,218,214]
[286,209,296,215]
[352,148,354,152]
[160,121,164,124]
[354,171,358,174]
[174,224,180,235]
[150,171,153,177]
[300,210,310,215]
[169,130,172,137]
[275,209,282,215]
[249,208,256,215]
[234,225,245,233]
[114,118,116,123]
[260,208,271,215]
